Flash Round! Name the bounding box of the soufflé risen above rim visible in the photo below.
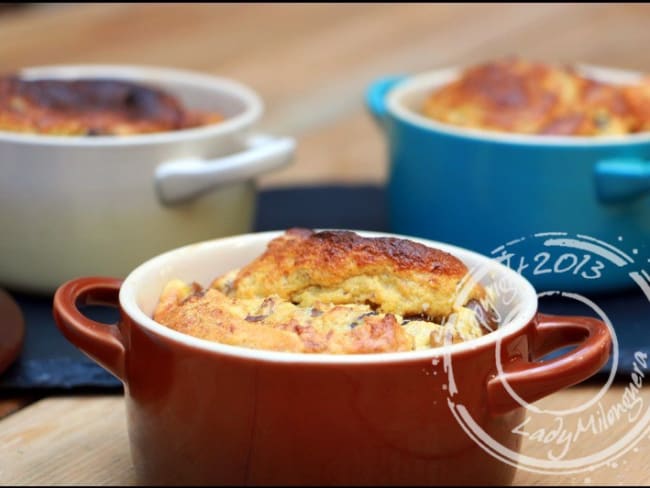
[0,75,223,136]
[422,57,650,136]
[153,228,499,354]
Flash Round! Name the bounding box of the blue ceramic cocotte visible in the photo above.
[366,66,650,293]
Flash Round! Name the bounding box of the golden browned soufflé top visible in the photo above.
[422,58,650,136]
[153,229,499,354]
[0,75,223,136]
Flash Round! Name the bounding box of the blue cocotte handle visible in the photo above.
[365,75,406,124]
[595,158,650,203]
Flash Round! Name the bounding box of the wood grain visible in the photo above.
[512,386,650,486]
[0,396,134,485]
[1,387,649,485]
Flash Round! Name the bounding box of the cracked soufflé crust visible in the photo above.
[153,229,495,354]
[218,228,486,320]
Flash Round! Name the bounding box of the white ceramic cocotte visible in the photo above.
[0,65,295,293]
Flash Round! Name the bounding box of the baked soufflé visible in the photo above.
[153,229,499,354]
[423,58,650,136]
[0,76,223,135]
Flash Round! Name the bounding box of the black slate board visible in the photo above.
[1,185,647,391]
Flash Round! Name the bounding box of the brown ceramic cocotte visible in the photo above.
[52,231,612,485]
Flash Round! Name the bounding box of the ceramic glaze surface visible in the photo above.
[0,65,294,293]
[53,231,611,485]
[367,66,650,292]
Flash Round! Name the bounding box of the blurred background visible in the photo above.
[2,3,649,188]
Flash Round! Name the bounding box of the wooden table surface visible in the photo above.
[1,3,650,485]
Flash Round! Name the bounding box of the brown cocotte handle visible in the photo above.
[487,313,612,415]
[53,277,126,382]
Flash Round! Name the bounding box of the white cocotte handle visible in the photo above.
[154,134,295,206]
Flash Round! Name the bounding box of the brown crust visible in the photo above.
[0,75,223,135]
[224,228,485,319]
[423,58,650,136]
[153,287,415,354]
[273,228,467,276]
[155,230,495,354]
